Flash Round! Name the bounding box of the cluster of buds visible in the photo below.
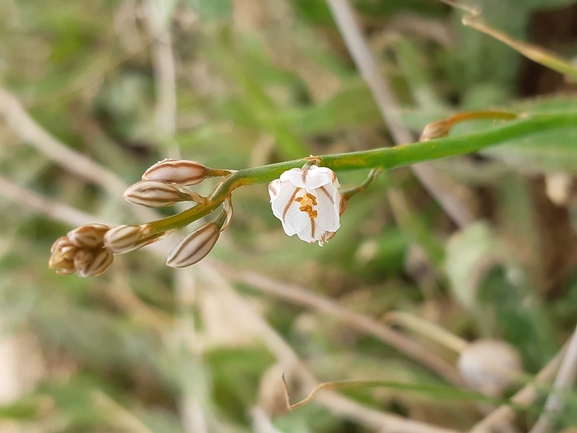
[49,223,166,277]
[123,159,213,207]
[50,157,351,277]
[49,224,112,277]
[49,159,235,277]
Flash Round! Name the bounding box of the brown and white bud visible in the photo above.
[419,119,451,142]
[67,224,109,249]
[103,225,145,254]
[49,242,78,275]
[50,236,75,254]
[77,248,114,277]
[103,224,165,254]
[458,339,523,397]
[142,159,207,186]
[73,249,94,268]
[123,180,187,208]
[166,223,220,268]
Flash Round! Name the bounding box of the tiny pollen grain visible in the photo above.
[295,193,318,219]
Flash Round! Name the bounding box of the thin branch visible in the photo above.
[212,263,464,385]
[325,0,474,229]
[529,326,577,433]
[0,87,162,224]
[145,0,180,159]
[0,88,127,196]
[382,311,469,354]
[92,390,155,433]
[0,174,107,228]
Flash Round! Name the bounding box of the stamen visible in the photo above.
[295,193,318,218]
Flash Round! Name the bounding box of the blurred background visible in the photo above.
[1,0,577,432]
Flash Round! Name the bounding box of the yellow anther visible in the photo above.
[295,193,318,219]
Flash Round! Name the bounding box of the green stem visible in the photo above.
[148,112,577,234]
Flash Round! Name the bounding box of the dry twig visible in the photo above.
[0,88,127,196]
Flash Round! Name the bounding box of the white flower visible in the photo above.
[268,165,341,245]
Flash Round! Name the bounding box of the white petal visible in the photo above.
[270,181,299,220]
[312,186,340,232]
[296,222,323,243]
[311,166,340,188]
[268,179,282,201]
[280,168,307,187]
[282,203,312,236]
[282,165,337,189]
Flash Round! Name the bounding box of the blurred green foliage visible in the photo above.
[1,0,577,432]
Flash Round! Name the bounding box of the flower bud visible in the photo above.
[142,159,207,186]
[67,224,109,249]
[49,243,78,275]
[50,236,74,254]
[103,225,145,254]
[166,223,220,268]
[457,339,523,397]
[123,180,186,208]
[103,225,164,254]
[73,249,94,268]
[419,119,451,142]
[76,248,114,277]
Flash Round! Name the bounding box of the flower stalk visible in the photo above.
[143,112,577,237]
[49,111,577,276]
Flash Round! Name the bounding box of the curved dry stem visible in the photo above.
[283,374,372,410]
[440,0,577,80]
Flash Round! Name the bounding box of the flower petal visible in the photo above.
[268,179,282,201]
[282,165,338,189]
[281,201,312,236]
[270,181,299,220]
[270,165,341,245]
[311,186,340,232]
[295,221,325,244]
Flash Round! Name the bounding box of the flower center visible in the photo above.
[295,192,318,219]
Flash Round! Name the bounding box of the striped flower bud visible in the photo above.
[76,248,114,277]
[50,236,75,254]
[103,225,145,254]
[49,241,78,275]
[166,223,220,268]
[103,224,164,254]
[73,249,94,268]
[142,159,207,186]
[419,119,451,142]
[123,180,187,208]
[67,224,110,249]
